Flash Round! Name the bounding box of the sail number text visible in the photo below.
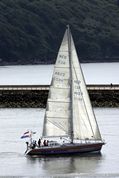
[55,71,65,77]
[57,54,67,65]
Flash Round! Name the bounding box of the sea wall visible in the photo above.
[0,90,48,108]
[89,90,119,107]
[0,90,119,108]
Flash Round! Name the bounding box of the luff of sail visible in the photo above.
[42,26,102,142]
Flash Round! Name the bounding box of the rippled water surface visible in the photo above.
[0,108,119,177]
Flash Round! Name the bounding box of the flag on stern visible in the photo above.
[21,131,30,139]
[21,131,36,139]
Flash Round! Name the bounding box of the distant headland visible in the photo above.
[0,0,119,65]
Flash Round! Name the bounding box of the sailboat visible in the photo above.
[26,26,105,156]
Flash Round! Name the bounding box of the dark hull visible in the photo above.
[26,142,104,156]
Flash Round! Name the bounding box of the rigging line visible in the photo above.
[47,119,68,133]
[72,60,96,139]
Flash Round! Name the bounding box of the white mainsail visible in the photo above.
[42,27,102,141]
[42,30,70,137]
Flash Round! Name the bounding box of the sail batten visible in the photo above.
[42,26,102,142]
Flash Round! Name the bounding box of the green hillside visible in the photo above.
[0,0,119,65]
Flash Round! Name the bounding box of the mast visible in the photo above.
[67,25,74,143]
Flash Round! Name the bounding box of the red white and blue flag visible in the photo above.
[21,131,36,139]
[21,131,30,139]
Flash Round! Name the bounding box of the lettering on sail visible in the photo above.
[55,71,65,77]
[59,54,67,59]
[74,80,81,84]
[57,54,67,65]
[74,91,83,96]
[74,80,82,100]
[75,85,80,89]
[54,71,65,83]
[54,77,64,82]
[74,91,83,100]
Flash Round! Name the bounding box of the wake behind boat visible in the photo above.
[25,25,105,156]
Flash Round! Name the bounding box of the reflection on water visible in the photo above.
[26,153,102,175]
[0,108,119,176]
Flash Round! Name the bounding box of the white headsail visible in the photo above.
[70,34,102,140]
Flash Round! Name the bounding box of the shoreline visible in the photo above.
[0,90,118,108]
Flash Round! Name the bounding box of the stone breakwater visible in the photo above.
[0,90,48,108]
[0,89,119,108]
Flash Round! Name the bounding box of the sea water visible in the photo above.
[0,62,119,85]
[0,108,119,177]
[0,63,119,177]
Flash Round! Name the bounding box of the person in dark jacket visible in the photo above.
[38,138,41,147]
